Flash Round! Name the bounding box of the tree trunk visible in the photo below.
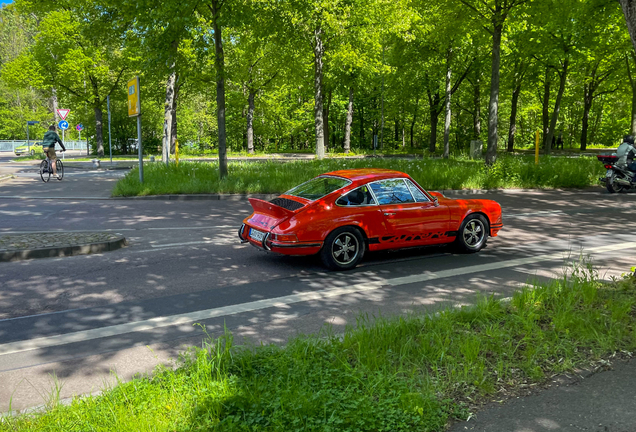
[323,89,331,154]
[211,0,228,178]
[507,82,521,152]
[247,89,255,154]
[344,86,353,154]
[619,0,636,53]
[486,19,503,164]
[546,57,569,156]
[473,75,481,139]
[627,54,636,135]
[542,67,551,148]
[580,89,591,151]
[51,87,59,125]
[313,27,325,159]
[443,59,452,159]
[429,106,439,153]
[170,79,180,155]
[94,104,104,157]
[410,97,419,148]
[162,52,177,165]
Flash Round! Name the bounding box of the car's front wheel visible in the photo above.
[456,214,489,253]
[320,227,365,271]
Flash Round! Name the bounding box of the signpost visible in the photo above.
[76,123,84,141]
[26,121,39,153]
[107,95,112,164]
[535,130,540,165]
[128,76,143,183]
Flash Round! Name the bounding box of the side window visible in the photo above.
[406,180,430,203]
[369,179,415,205]
[336,185,376,206]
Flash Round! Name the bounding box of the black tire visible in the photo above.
[320,226,365,271]
[456,214,489,253]
[606,174,624,193]
[56,159,64,181]
[40,160,50,183]
[30,149,35,156]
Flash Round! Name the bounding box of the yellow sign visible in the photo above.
[127,76,140,117]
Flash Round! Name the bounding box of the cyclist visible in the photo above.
[42,124,66,179]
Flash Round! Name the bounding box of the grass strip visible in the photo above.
[2,263,635,431]
[111,155,604,197]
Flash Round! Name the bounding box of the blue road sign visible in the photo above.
[58,120,69,130]
[27,121,39,126]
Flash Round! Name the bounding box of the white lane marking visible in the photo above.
[0,226,236,235]
[0,241,633,356]
[505,210,565,218]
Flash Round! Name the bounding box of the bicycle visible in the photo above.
[40,151,64,182]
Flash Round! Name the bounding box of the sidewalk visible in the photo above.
[449,358,636,432]
[0,232,127,261]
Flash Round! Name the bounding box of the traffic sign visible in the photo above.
[127,76,140,117]
[57,109,70,120]
[76,123,84,131]
[27,121,39,126]
[58,120,69,130]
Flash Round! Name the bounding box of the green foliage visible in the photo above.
[3,264,636,431]
[111,154,604,196]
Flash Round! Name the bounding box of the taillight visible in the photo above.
[604,165,613,169]
[271,233,298,242]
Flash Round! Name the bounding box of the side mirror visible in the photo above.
[433,197,439,207]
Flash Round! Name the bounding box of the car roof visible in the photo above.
[322,169,408,183]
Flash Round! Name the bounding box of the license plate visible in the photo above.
[606,170,613,178]
[250,228,266,242]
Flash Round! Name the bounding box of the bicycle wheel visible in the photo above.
[56,159,64,181]
[40,160,50,183]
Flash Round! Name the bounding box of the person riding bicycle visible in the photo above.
[42,124,66,179]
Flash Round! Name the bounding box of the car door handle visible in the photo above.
[384,212,396,216]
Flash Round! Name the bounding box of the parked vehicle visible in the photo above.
[14,142,43,156]
[238,169,503,270]
[597,154,636,193]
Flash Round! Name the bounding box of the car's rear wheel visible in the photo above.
[30,149,35,156]
[320,227,365,271]
[456,214,488,253]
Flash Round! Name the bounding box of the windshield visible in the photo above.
[285,176,351,201]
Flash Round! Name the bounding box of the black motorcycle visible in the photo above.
[598,154,636,193]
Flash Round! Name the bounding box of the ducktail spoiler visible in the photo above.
[248,198,295,220]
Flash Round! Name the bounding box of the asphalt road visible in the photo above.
[1,155,635,419]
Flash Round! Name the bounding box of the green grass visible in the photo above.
[111,154,605,197]
[2,264,635,431]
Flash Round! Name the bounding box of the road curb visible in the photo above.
[111,187,604,201]
[114,193,280,201]
[0,174,13,183]
[0,235,127,262]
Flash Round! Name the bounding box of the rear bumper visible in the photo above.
[490,223,503,237]
[239,224,322,256]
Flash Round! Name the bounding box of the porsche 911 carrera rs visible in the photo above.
[238,169,503,270]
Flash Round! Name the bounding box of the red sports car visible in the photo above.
[238,169,503,270]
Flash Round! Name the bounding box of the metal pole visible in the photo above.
[26,123,30,153]
[107,95,112,164]
[137,115,143,183]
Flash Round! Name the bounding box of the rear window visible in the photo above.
[285,176,351,201]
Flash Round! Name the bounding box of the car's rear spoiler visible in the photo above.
[248,198,295,220]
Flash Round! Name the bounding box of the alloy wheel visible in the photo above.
[331,233,359,265]
[463,219,485,248]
